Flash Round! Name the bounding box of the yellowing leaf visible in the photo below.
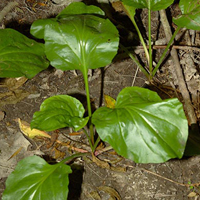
[104,94,116,108]
[18,118,51,139]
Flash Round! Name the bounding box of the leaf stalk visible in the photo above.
[148,9,153,78]
[83,70,95,147]
[152,26,181,76]
[123,4,150,63]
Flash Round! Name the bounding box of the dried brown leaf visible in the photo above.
[188,191,197,198]
[88,190,101,200]
[98,186,121,200]
[0,77,27,90]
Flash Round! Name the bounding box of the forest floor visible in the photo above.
[0,0,200,199]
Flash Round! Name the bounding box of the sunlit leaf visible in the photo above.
[0,29,49,79]
[30,2,119,75]
[57,2,104,16]
[173,0,200,30]
[92,87,188,163]
[31,95,89,131]
[2,156,72,200]
[122,0,174,11]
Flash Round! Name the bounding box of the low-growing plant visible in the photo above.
[121,0,200,80]
[1,0,200,199]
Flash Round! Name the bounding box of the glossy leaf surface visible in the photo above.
[92,87,188,163]
[30,2,119,74]
[31,95,89,131]
[57,1,104,16]
[0,29,49,79]
[122,0,174,11]
[2,156,72,200]
[173,0,200,30]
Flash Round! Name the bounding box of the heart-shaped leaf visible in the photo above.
[30,2,119,74]
[57,1,105,16]
[173,0,200,30]
[30,2,105,40]
[31,95,89,131]
[92,87,188,163]
[2,156,72,200]
[0,29,49,79]
[122,0,174,11]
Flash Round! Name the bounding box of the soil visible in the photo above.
[0,0,200,200]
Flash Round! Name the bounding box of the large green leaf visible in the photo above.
[0,29,49,79]
[30,2,119,74]
[173,0,200,30]
[30,2,105,40]
[122,0,174,11]
[92,87,188,163]
[2,156,72,200]
[57,1,105,16]
[31,95,89,131]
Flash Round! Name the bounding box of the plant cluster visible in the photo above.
[1,0,200,199]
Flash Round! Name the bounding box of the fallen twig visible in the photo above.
[0,1,18,23]
[133,45,200,54]
[159,9,197,125]
[126,164,200,188]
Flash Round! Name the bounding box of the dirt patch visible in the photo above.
[0,1,200,200]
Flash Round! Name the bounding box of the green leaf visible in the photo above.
[122,3,136,17]
[2,155,72,200]
[122,0,174,11]
[0,29,49,79]
[30,2,119,74]
[30,2,105,40]
[173,0,200,30]
[57,1,105,16]
[31,95,89,131]
[92,87,188,163]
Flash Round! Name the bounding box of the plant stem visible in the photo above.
[120,44,149,78]
[83,71,94,146]
[131,17,150,63]
[60,152,89,165]
[93,136,100,151]
[83,128,93,149]
[148,8,153,78]
[152,26,181,76]
[122,4,149,63]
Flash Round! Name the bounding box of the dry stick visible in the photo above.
[0,1,19,23]
[126,164,200,188]
[133,45,200,53]
[159,9,197,125]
